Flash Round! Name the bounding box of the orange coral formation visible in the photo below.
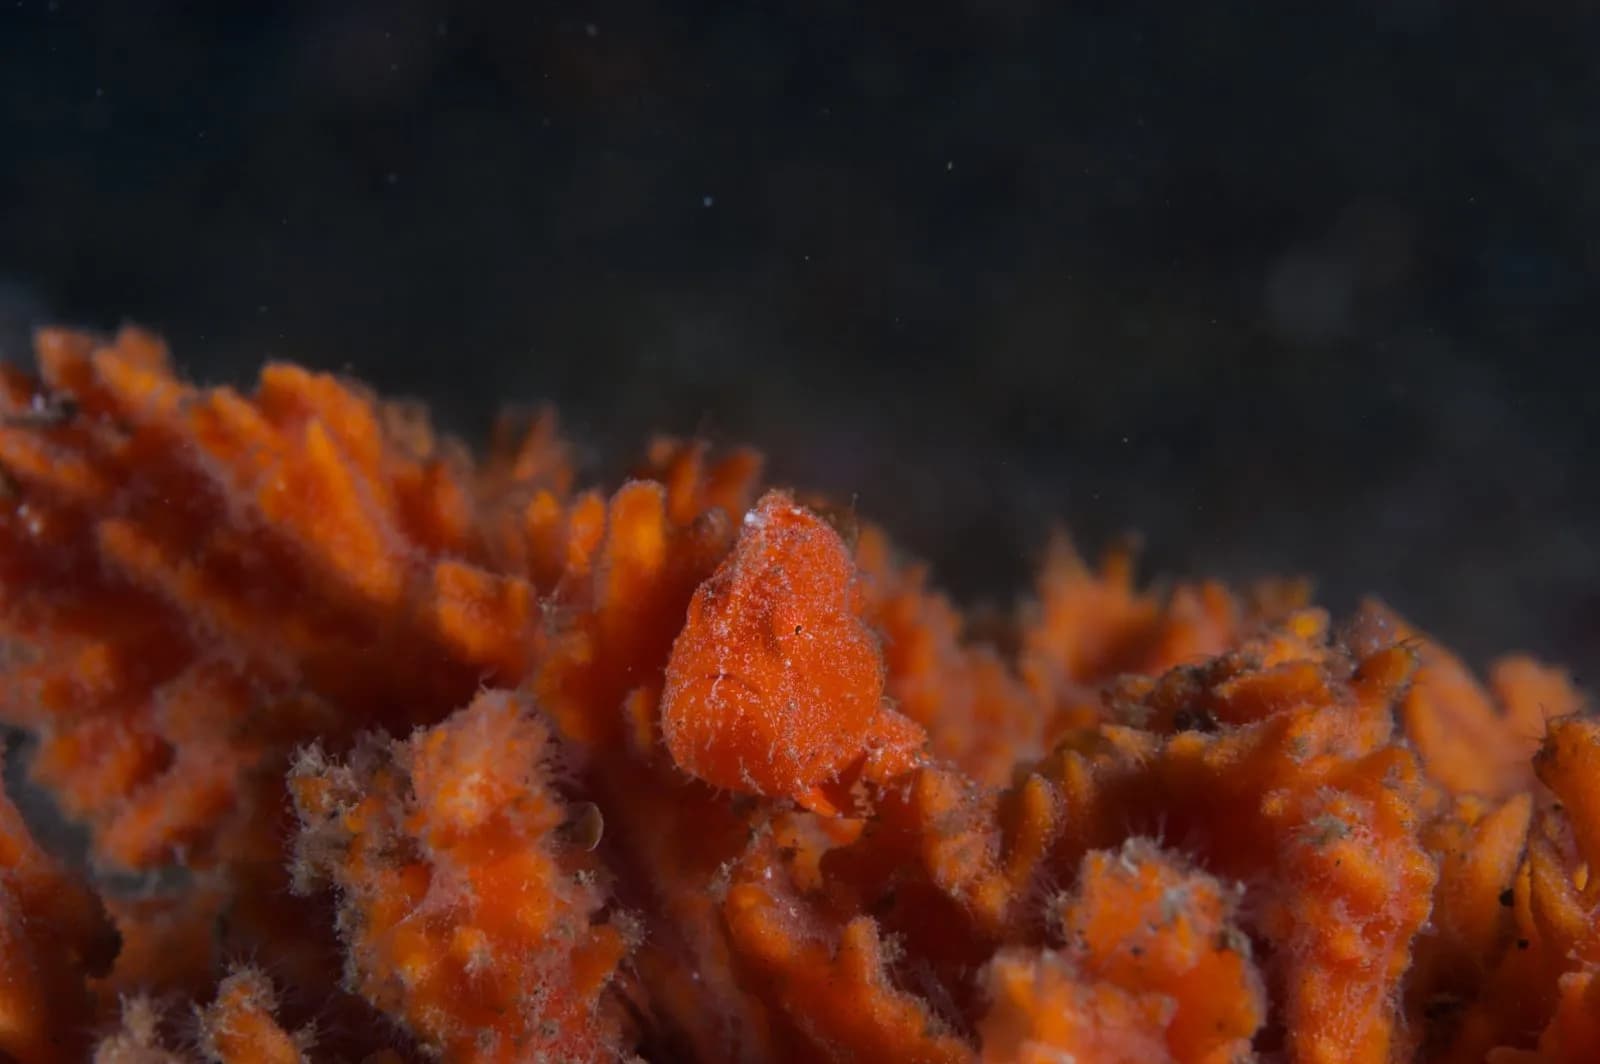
[979,839,1262,1064]
[0,776,118,1061]
[0,325,1594,1062]
[288,690,628,1062]
[95,967,312,1064]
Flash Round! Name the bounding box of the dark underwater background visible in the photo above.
[1,1,1596,680]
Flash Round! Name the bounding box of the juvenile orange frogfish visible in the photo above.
[661,490,926,814]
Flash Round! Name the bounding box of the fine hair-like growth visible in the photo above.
[0,326,1595,1063]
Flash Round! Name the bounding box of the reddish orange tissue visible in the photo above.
[661,490,919,812]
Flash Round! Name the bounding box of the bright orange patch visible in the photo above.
[661,490,919,812]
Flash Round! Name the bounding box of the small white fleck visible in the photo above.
[945,160,954,171]
[702,194,715,208]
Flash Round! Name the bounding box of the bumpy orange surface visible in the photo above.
[0,325,1595,1063]
[662,491,926,814]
